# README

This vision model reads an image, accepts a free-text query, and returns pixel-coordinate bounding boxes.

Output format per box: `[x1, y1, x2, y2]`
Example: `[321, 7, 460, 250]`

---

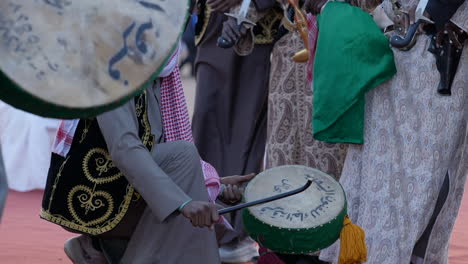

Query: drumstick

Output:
[218, 180, 312, 215]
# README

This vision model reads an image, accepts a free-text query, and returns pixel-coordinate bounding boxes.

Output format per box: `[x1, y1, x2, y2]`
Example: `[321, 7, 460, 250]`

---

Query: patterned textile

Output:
[320, 2, 468, 262]
[265, 26, 347, 179]
[159, 65, 221, 201]
[53, 119, 78, 157]
[306, 14, 318, 86]
[52, 47, 221, 203]
[451, 0, 468, 32]
[41, 92, 154, 235]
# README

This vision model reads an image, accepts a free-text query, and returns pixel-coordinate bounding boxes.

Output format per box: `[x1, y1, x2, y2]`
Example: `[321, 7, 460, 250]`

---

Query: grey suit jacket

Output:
[97, 83, 190, 223]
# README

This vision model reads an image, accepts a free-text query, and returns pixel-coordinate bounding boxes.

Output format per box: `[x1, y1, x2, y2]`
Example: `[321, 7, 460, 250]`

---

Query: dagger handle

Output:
[390, 20, 421, 49]
[218, 180, 312, 215]
[217, 36, 235, 49]
[217, 24, 244, 49]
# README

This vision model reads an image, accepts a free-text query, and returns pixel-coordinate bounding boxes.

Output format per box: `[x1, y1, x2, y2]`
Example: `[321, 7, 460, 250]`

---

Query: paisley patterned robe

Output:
[320, 1, 468, 263]
[265, 25, 348, 178]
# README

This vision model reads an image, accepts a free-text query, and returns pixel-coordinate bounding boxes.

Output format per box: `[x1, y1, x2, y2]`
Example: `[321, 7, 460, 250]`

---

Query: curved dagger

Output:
[390, 0, 433, 49]
[217, 0, 256, 48]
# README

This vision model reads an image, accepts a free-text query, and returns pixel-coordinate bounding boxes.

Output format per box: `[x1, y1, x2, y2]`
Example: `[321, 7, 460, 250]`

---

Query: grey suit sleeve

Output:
[97, 101, 190, 223]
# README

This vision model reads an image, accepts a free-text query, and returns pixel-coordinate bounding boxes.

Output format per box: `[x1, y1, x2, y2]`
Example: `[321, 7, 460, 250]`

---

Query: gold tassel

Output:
[292, 49, 309, 63]
[338, 216, 368, 264]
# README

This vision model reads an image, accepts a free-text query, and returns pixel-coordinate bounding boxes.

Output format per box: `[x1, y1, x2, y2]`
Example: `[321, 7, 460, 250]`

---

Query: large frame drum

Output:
[243, 165, 347, 254]
[0, 0, 189, 118]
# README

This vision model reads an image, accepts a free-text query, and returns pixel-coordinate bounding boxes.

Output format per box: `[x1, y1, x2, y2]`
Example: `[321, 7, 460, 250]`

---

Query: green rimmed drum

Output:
[0, 0, 189, 119]
[243, 165, 347, 254]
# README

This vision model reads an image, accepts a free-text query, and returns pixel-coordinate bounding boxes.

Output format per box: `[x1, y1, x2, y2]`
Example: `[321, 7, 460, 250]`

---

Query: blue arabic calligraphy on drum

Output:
[42, 0, 71, 10]
[0, 2, 58, 81]
[107, 1, 166, 86]
[0, 4, 40, 57]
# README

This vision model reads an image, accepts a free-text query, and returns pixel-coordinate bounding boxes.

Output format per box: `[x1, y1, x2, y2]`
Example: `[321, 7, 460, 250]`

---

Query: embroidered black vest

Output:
[40, 91, 155, 236]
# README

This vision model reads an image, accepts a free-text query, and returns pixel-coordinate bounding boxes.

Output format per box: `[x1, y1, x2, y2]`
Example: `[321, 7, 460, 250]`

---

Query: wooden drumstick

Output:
[218, 180, 312, 215]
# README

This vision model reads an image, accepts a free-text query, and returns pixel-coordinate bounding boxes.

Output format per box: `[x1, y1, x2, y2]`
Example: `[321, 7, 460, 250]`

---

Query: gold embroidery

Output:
[195, 5, 282, 46]
[41, 90, 152, 235]
[82, 148, 123, 184]
[195, 6, 212, 46]
[47, 156, 69, 211]
[141, 97, 155, 151]
[255, 10, 283, 45]
[40, 183, 135, 235]
[67, 185, 114, 226]
[132, 192, 141, 202]
[135, 95, 144, 117]
[79, 119, 92, 144]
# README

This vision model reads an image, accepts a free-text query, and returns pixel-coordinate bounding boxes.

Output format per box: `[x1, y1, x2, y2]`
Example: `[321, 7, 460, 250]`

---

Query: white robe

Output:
[0, 101, 59, 191]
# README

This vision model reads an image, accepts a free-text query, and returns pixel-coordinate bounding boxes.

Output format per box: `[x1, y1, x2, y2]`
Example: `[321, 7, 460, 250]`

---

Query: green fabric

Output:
[312, 1, 396, 144]
[243, 201, 347, 254]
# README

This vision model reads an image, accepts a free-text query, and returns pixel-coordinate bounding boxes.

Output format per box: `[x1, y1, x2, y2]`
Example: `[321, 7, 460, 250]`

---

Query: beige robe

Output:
[320, 1, 468, 263]
[97, 83, 220, 263]
[265, 31, 348, 178]
[231, 2, 349, 177]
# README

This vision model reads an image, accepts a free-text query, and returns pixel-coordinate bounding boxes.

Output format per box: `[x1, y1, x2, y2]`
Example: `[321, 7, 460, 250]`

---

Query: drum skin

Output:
[0, 68, 151, 119]
[243, 165, 347, 254]
[0, 0, 189, 119]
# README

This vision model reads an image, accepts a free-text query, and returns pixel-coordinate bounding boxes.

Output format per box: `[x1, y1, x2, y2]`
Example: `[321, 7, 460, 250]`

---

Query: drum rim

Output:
[0, 1, 190, 119]
[242, 165, 348, 254]
[243, 200, 348, 254]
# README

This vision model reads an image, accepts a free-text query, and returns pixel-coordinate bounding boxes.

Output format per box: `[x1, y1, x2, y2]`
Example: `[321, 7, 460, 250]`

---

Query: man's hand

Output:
[207, 0, 242, 13]
[220, 173, 256, 186]
[220, 17, 248, 45]
[219, 173, 256, 204]
[181, 201, 222, 230]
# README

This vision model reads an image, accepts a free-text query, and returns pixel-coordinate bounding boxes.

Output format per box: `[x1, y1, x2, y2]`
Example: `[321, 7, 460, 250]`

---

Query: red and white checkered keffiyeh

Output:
[159, 49, 221, 202]
[53, 45, 222, 205]
[53, 119, 79, 157]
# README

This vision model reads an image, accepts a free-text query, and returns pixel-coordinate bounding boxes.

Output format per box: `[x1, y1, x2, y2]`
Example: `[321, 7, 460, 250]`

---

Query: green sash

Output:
[313, 2, 396, 144]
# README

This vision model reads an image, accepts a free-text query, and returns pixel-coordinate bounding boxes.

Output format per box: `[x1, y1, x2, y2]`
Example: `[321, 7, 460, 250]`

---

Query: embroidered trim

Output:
[79, 119, 92, 144]
[46, 156, 69, 212]
[255, 9, 283, 44]
[40, 183, 135, 235]
[195, 5, 212, 46]
[82, 148, 123, 184]
[67, 185, 115, 226]
[40, 91, 153, 235]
